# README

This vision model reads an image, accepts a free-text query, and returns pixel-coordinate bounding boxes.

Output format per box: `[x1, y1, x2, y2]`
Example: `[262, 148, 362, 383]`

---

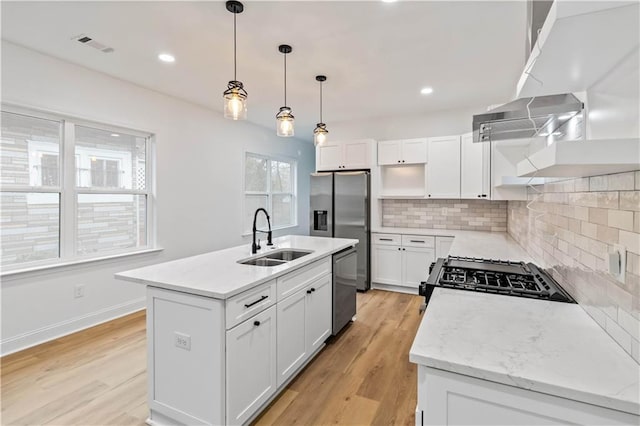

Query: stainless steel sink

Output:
[239, 258, 287, 267]
[237, 249, 313, 267]
[264, 250, 313, 262]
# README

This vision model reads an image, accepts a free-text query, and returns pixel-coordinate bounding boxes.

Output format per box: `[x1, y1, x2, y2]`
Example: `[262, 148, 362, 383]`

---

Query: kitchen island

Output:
[116, 235, 357, 426]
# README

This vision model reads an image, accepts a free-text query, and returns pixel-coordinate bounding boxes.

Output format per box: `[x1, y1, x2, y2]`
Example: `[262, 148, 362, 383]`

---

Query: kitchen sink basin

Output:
[237, 249, 314, 267]
[264, 250, 313, 261]
[239, 258, 287, 267]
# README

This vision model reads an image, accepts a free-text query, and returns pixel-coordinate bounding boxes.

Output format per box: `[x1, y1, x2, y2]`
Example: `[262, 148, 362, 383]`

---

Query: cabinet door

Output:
[435, 236, 454, 259]
[427, 136, 461, 199]
[461, 132, 486, 199]
[402, 246, 434, 289]
[306, 274, 332, 354]
[402, 138, 428, 164]
[276, 290, 307, 388]
[316, 143, 342, 171]
[343, 140, 370, 169]
[372, 244, 403, 285]
[378, 140, 402, 165]
[226, 305, 277, 425]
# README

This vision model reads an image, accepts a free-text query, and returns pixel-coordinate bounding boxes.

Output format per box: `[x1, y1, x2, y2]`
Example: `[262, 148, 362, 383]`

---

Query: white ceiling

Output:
[1, 1, 527, 141]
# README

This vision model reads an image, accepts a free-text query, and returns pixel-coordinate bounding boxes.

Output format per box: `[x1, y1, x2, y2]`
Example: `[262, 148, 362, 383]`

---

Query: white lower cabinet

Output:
[226, 305, 277, 425]
[402, 247, 435, 288]
[306, 274, 332, 353]
[146, 256, 333, 426]
[416, 366, 636, 426]
[435, 236, 454, 259]
[372, 244, 403, 285]
[276, 273, 332, 388]
[372, 233, 436, 290]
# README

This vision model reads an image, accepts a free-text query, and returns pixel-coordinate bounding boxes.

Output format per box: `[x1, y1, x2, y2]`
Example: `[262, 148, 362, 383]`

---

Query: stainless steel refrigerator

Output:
[310, 171, 370, 292]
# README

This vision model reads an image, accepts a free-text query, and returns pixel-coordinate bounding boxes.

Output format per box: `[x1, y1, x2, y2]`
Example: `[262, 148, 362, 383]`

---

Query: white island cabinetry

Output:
[117, 235, 356, 426]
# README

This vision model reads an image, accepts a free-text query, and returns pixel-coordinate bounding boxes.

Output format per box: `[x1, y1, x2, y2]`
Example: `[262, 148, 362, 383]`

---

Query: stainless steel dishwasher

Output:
[333, 246, 357, 335]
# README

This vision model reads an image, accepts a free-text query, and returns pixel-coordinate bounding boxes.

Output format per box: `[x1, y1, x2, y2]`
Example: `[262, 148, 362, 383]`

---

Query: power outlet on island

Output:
[74, 284, 85, 298]
[174, 332, 191, 351]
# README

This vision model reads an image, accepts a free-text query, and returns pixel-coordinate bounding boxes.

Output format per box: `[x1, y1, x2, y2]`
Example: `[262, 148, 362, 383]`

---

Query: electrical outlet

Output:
[174, 332, 191, 351]
[74, 284, 85, 298]
[608, 244, 627, 284]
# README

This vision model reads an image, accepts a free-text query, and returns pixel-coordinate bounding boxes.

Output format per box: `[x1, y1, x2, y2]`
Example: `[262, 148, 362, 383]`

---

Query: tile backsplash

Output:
[507, 171, 640, 363]
[382, 199, 507, 232]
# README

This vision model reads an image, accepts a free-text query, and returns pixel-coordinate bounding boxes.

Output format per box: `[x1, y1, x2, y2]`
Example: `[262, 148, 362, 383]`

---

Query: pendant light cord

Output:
[233, 12, 237, 81]
[283, 53, 287, 106]
[319, 81, 323, 123]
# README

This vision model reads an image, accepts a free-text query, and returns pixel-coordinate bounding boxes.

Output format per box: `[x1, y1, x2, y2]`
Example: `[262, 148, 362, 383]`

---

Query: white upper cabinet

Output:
[316, 139, 374, 171]
[427, 136, 461, 199]
[378, 138, 428, 165]
[461, 133, 490, 199]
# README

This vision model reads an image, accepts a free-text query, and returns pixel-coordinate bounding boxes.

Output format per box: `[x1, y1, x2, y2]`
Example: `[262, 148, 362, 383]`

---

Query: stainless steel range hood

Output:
[472, 94, 584, 143]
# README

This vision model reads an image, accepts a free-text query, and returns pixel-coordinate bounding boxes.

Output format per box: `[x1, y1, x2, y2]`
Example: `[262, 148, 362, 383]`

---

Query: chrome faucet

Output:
[252, 208, 273, 254]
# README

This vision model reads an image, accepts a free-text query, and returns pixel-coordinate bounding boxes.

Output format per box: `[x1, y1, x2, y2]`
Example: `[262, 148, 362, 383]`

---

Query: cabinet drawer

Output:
[277, 257, 331, 301]
[402, 235, 435, 248]
[226, 280, 276, 330]
[373, 233, 402, 246]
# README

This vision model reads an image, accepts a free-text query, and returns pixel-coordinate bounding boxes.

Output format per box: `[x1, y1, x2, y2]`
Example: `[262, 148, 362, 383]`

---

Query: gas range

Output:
[419, 256, 575, 305]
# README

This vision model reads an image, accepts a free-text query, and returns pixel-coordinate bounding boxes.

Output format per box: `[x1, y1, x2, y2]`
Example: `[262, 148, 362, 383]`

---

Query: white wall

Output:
[0, 41, 315, 355]
[327, 104, 486, 141]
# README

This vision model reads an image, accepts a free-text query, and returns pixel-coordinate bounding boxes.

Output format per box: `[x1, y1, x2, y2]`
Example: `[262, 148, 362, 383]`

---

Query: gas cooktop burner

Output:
[420, 256, 575, 304]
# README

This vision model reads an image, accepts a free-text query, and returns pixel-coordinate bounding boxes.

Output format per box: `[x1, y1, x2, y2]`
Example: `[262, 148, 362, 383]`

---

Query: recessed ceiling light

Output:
[110, 133, 120, 137]
[420, 87, 434, 95]
[382, 0, 398, 3]
[158, 53, 175, 63]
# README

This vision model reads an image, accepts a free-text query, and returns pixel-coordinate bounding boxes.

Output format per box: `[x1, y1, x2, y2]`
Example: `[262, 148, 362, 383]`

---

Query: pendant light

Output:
[276, 44, 295, 137]
[223, 1, 247, 120]
[313, 75, 329, 146]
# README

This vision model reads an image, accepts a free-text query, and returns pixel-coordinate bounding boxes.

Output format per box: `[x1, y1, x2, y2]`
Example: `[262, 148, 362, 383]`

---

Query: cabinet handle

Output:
[244, 295, 268, 308]
[477, 195, 481, 198]
[428, 194, 431, 198]
[379, 238, 393, 241]
[402, 160, 405, 163]
[402, 248, 406, 251]
[307, 289, 313, 294]
[482, 194, 487, 198]
[254, 320, 261, 327]
[409, 240, 424, 243]
[398, 248, 401, 251]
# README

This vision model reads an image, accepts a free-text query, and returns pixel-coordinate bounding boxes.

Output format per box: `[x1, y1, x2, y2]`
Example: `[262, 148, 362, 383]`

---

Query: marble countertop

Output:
[372, 227, 534, 262]
[115, 235, 357, 299]
[410, 288, 640, 415]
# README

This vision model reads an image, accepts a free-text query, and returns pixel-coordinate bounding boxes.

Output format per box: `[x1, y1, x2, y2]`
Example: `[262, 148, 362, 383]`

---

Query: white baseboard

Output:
[372, 283, 419, 295]
[1, 297, 146, 356]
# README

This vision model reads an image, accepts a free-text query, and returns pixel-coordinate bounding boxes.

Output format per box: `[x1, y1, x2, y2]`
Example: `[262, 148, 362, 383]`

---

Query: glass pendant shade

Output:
[223, 81, 247, 120]
[276, 107, 295, 137]
[313, 123, 328, 146]
[313, 75, 328, 146]
[222, 1, 247, 120]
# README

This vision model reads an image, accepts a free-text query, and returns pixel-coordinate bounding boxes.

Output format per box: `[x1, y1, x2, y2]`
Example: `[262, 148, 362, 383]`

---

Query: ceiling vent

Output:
[72, 34, 114, 53]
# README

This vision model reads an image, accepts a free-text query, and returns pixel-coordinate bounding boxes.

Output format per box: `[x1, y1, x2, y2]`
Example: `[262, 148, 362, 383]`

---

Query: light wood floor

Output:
[1, 290, 423, 425]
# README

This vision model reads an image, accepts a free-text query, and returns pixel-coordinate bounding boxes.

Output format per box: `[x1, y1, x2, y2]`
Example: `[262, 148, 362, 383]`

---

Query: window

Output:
[0, 108, 154, 270]
[244, 152, 296, 232]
